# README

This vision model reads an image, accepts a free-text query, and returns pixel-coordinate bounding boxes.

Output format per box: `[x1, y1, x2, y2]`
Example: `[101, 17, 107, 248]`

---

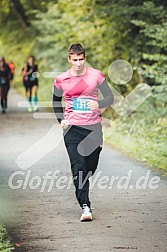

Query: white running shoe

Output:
[80, 204, 92, 222]
[33, 106, 38, 112]
[28, 106, 33, 112]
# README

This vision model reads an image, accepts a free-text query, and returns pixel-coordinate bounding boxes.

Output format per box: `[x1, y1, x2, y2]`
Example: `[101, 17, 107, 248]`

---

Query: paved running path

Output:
[0, 88, 167, 252]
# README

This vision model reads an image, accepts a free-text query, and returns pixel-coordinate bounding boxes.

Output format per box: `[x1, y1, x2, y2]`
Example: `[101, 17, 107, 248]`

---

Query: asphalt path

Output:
[0, 88, 167, 252]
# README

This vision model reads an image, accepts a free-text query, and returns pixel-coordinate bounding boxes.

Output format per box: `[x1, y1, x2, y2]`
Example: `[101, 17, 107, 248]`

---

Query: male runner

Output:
[53, 44, 114, 221]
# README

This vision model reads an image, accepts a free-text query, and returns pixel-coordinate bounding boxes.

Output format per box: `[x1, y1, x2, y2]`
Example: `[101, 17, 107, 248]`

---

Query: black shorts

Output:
[24, 80, 38, 90]
[10, 74, 14, 80]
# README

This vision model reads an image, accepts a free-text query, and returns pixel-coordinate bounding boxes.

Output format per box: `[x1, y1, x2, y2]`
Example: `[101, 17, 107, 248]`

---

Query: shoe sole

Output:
[80, 216, 93, 222]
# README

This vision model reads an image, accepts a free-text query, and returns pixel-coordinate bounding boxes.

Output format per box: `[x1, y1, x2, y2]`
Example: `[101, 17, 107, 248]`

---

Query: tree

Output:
[11, 0, 30, 27]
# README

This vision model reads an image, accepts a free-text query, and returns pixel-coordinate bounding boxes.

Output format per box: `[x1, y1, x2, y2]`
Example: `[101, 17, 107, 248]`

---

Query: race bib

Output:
[0, 78, 7, 85]
[29, 76, 36, 81]
[73, 98, 92, 113]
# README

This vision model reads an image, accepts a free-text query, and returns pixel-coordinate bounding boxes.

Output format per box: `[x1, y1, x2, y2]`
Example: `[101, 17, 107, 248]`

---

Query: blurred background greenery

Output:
[0, 0, 166, 171]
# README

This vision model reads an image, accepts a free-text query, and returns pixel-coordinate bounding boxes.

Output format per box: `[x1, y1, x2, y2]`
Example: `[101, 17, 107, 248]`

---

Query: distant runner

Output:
[8, 61, 16, 87]
[21, 55, 39, 112]
[0, 56, 11, 113]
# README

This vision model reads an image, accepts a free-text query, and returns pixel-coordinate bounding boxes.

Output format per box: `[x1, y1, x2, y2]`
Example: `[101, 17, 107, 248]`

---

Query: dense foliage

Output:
[0, 225, 14, 251]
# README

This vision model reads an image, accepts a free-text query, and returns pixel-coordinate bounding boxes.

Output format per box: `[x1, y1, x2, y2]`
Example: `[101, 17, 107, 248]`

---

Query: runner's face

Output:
[68, 54, 86, 72]
[28, 57, 33, 65]
[0, 59, 3, 67]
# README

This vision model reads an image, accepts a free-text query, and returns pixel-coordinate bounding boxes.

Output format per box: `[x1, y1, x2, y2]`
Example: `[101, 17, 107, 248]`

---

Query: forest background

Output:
[0, 0, 166, 172]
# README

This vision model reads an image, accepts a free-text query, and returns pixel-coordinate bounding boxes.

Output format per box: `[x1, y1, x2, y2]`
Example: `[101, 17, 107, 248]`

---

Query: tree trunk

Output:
[11, 0, 30, 28]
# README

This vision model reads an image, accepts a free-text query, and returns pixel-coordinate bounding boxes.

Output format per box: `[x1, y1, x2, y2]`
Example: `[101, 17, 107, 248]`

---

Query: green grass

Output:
[0, 225, 14, 252]
[103, 116, 167, 174]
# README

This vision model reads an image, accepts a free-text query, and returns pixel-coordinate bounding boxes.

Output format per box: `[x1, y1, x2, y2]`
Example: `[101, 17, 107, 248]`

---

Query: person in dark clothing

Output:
[53, 43, 114, 221]
[21, 55, 39, 112]
[0, 56, 11, 114]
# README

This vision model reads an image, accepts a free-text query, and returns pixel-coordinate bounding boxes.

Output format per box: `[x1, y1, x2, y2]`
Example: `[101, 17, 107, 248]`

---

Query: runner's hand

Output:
[61, 120, 69, 129]
[87, 100, 99, 110]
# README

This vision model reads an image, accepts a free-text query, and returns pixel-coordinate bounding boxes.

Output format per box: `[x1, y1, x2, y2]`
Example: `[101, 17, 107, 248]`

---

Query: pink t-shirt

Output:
[54, 66, 105, 125]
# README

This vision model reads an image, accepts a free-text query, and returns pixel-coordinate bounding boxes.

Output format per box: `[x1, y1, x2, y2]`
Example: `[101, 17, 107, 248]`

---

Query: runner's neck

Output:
[70, 66, 87, 76]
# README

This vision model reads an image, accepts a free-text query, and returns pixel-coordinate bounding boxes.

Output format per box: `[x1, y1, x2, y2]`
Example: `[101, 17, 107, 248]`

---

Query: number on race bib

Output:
[73, 98, 92, 113]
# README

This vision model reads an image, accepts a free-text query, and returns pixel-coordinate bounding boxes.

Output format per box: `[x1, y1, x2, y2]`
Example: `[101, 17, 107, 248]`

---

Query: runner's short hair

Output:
[68, 44, 85, 57]
[0, 56, 5, 63]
